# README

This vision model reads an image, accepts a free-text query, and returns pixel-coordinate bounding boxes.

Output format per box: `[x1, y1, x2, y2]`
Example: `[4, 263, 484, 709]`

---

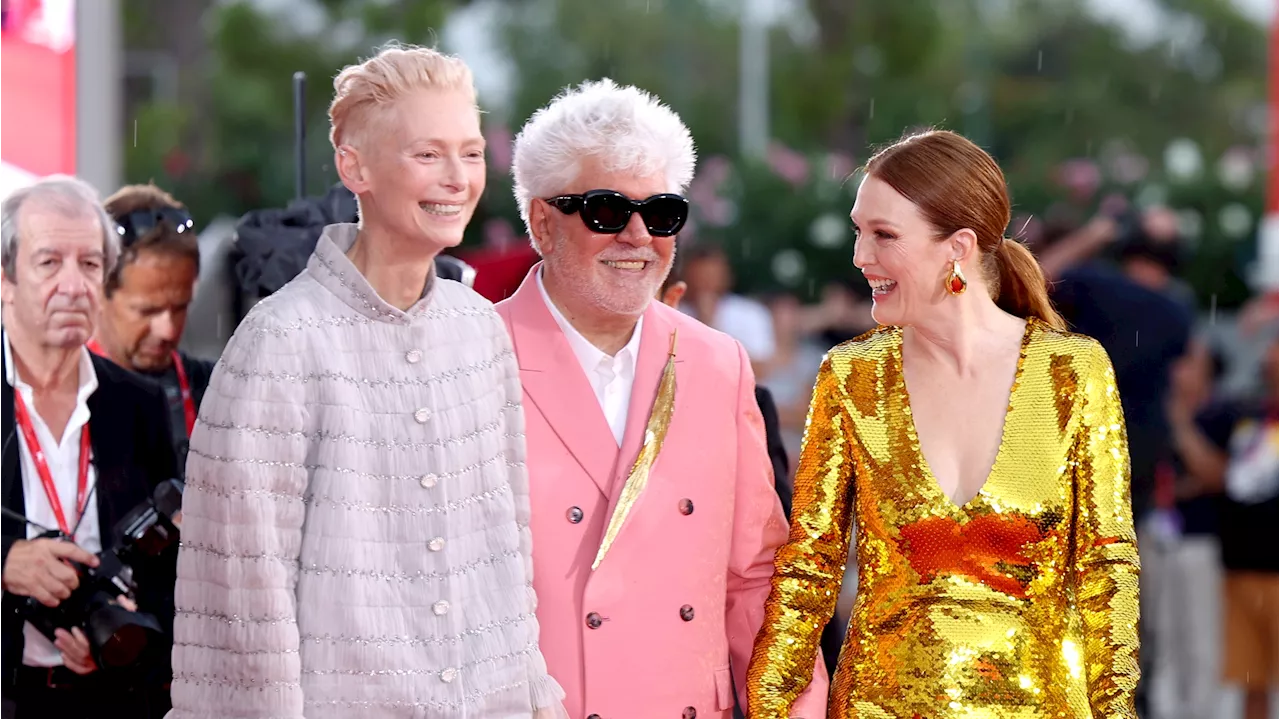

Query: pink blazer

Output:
[497, 266, 829, 719]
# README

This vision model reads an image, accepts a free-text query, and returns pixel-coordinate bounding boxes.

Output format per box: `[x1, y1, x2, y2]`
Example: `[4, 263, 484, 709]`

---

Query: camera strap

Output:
[86, 341, 195, 437]
[12, 391, 92, 537]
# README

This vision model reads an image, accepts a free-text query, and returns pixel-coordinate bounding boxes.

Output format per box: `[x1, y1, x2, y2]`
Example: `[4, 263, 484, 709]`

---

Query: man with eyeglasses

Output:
[498, 79, 828, 719]
[90, 184, 214, 470]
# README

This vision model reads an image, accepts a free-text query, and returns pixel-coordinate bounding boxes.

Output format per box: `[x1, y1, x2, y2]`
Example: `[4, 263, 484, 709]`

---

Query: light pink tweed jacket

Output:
[167, 224, 563, 718]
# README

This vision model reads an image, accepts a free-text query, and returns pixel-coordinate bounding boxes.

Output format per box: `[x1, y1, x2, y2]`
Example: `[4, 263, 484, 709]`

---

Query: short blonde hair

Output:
[328, 42, 477, 151]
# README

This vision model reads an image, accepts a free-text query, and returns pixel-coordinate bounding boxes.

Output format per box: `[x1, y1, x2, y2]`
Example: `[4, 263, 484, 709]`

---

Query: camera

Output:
[22, 479, 184, 669]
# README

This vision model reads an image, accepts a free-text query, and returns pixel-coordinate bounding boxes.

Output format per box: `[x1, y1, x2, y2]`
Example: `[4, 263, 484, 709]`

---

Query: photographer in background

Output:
[90, 184, 214, 471]
[1, 176, 180, 719]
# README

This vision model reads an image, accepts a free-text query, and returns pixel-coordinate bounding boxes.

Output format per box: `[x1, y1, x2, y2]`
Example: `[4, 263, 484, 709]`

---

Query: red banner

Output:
[1, 0, 77, 192]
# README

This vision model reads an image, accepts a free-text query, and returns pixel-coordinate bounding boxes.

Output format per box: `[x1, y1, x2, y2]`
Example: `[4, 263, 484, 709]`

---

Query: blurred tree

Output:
[485, 0, 1266, 305]
[122, 0, 470, 225]
[120, 0, 1268, 307]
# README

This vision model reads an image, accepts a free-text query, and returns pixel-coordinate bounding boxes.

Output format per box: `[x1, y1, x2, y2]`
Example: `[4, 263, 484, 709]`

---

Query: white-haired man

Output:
[1, 175, 179, 719]
[167, 44, 565, 719]
[497, 79, 829, 719]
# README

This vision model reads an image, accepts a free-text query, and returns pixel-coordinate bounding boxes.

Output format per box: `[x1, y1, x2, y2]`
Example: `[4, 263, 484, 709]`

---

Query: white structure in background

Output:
[75, 0, 122, 197]
[0, 164, 36, 200]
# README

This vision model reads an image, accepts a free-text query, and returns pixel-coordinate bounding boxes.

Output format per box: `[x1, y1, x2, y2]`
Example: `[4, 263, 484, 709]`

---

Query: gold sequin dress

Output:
[746, 319, 1140, 718]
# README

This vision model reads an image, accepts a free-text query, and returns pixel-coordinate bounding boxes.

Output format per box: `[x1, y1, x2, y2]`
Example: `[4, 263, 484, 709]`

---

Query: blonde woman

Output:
[167, 44, 566, 718]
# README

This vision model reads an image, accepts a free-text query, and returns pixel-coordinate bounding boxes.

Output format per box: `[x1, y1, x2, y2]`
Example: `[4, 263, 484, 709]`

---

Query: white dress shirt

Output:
[536, 270, 642, 445]
[3, 332, 100, 667]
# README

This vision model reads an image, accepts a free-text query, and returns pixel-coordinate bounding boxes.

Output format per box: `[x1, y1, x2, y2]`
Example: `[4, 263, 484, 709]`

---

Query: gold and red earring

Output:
[945, 259, 967, 295]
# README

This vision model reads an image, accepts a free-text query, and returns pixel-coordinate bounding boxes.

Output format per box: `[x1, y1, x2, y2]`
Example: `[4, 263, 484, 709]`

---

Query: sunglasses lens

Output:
[582, 193, 632, 233]
[640, 197, 688, 237]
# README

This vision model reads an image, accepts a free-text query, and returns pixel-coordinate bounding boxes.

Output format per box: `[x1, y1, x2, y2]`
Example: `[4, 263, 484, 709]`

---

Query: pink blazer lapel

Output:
[504, 265, 619, 499]
[606, 303, 685, 513]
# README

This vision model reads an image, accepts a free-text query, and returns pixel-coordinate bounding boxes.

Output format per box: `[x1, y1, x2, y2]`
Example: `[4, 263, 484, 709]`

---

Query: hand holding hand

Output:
[2, 539, 98, 607]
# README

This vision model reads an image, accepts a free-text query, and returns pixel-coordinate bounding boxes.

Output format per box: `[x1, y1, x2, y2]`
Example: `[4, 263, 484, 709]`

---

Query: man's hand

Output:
[1, 538, 98, 607]
[53, 627, 97, 675]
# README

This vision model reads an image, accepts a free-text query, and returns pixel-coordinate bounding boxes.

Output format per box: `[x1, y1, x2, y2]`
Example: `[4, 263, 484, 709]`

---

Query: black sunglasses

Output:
[544, 189, 689, 238]
[113, 208, 195, 246]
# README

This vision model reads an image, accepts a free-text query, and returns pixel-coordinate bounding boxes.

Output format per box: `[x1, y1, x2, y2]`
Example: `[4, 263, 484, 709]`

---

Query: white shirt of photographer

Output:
[2, 333, 101, 667]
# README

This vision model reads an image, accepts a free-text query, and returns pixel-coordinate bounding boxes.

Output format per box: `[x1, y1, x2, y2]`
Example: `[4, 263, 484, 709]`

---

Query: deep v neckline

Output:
[898, 319, 1037, 512]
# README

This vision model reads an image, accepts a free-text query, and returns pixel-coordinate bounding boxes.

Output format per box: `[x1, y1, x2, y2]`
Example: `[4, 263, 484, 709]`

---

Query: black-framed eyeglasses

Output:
[113, 208, 195, 246]
[544, 189, 689, 238]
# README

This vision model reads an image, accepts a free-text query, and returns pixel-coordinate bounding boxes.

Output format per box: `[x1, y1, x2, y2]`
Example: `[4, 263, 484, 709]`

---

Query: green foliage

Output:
[121, 0, 1270, 307]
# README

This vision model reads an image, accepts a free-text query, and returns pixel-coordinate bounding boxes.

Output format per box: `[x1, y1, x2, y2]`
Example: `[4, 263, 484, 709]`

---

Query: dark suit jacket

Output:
[754, 385, 792, 519]
[178, 352, 215, 416]
[1, 352, 180, 692]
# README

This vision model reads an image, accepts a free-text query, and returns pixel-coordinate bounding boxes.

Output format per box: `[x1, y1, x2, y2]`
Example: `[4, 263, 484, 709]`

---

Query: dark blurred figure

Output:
[1199, 332, 1277, 719]
[1043, 207, 1194, 520]
[1148, 337, 1227, 719]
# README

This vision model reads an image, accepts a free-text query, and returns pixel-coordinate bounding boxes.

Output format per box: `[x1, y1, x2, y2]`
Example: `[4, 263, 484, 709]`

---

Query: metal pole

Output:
[1256, 16, 1277, 292]
[293, 71, 306, 201]
[76, 0, 122, 196]
[738, 0, 769, 160]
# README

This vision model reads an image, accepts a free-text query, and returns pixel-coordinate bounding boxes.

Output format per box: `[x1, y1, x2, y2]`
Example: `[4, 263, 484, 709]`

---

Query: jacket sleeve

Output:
[167, 311, 310, 718]
[1072, 341, 1141, 718]
[134, 377, 182, 686]
[494, 317, 567, 716]
[746, 352, 852, 718]
[725, 343, 829, 718]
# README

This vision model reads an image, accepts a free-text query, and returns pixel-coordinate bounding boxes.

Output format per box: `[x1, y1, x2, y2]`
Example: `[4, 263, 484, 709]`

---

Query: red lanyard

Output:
[12, 391, 92, 537]
[86, 340, 195, 437]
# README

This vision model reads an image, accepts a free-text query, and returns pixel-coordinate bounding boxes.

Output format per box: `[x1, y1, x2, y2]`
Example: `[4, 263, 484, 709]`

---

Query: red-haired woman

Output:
[747, 130, 1140, 718]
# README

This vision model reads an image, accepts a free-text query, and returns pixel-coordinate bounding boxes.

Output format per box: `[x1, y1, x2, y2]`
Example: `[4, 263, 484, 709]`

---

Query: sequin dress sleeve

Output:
[1072, 342, 1142, 717]
[746, 353, 855, 717]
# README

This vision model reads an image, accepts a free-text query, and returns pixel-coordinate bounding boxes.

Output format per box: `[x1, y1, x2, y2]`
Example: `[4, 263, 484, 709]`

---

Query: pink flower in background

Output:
[824, 152, 856, 182]
[484, 123, 513, 174]
[688, 155, 737, 228]
[767, 141, 809, 187]
[1055, 158, 1101, 202]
